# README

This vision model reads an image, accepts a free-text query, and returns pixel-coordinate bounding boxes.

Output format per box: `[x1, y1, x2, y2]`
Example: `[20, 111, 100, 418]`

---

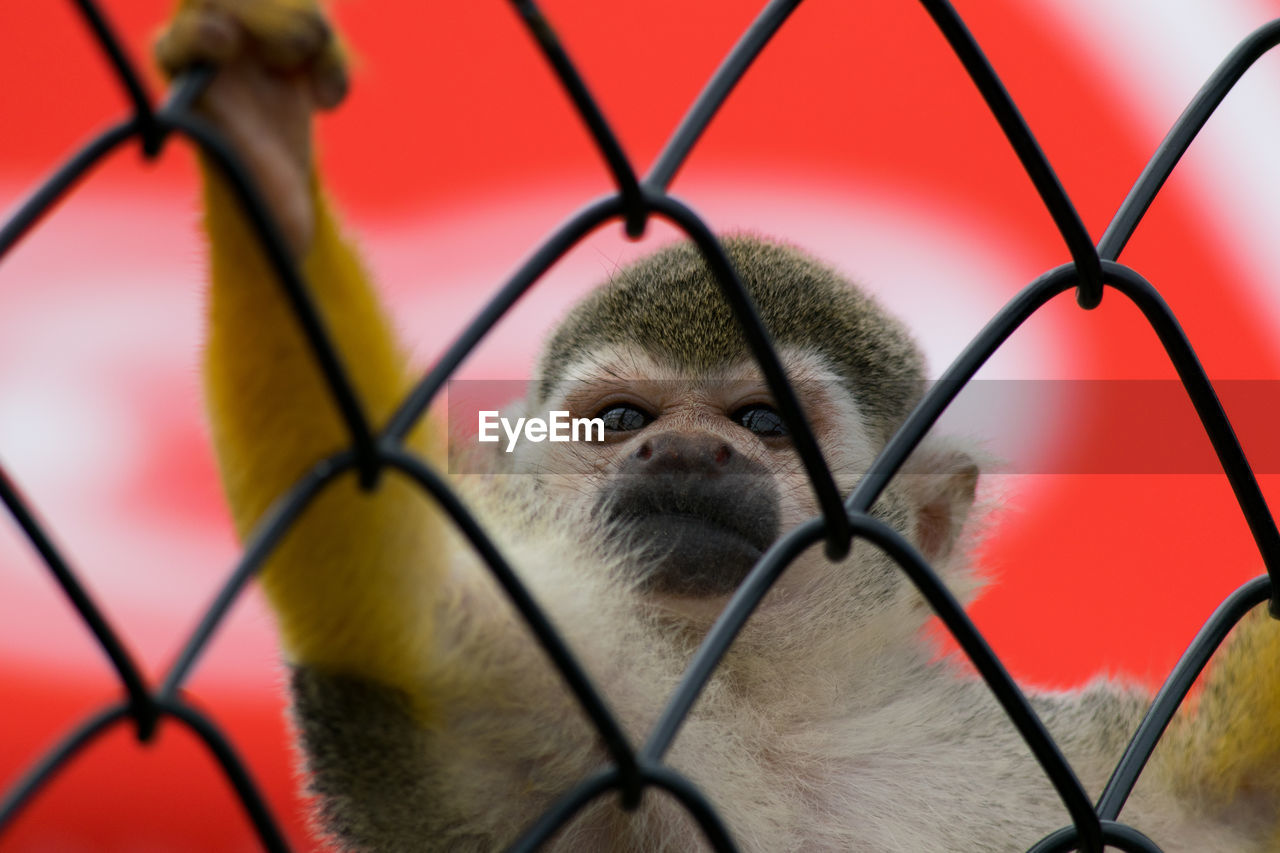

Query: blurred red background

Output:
[3, 0, 1280, 849]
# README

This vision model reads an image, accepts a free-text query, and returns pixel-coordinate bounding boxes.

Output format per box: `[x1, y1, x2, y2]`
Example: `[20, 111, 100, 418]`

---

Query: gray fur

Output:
[290, 668, 446, 850]
[288, 467, 1260, 852]
[538, 235, 925, 442]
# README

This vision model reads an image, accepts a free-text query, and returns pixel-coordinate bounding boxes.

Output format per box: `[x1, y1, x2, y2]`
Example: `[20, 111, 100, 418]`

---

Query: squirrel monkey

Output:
[156, 1, 1280, 850]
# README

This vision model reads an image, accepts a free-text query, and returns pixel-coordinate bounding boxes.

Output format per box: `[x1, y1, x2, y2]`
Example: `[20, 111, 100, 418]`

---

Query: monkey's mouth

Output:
[600, 476, 780, 597]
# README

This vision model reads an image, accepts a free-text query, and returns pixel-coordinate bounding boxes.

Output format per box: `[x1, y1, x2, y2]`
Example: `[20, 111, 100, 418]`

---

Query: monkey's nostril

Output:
[635, 442, 653, 461]
[714, 444, 731, 466]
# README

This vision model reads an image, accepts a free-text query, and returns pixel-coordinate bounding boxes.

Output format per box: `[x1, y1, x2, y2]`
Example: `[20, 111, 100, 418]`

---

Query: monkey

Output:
[155, 1, 1280, 850]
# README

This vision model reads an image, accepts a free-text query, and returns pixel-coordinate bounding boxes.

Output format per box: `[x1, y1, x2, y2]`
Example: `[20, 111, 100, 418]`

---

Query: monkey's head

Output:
[507, 235, 978, 622]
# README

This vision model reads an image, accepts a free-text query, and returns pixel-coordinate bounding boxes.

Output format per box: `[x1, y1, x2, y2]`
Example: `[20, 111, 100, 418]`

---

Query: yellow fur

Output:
[201, 167, 445, 708]
[1161, 606, 1280, 843]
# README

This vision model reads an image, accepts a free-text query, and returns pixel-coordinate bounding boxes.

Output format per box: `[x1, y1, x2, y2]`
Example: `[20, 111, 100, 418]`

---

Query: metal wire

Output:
[916, 0, 1104, 309]
[2, 1, 1279, 851]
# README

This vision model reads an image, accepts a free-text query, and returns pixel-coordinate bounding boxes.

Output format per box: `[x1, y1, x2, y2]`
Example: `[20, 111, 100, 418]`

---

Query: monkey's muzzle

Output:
[601, 472, 780, 597]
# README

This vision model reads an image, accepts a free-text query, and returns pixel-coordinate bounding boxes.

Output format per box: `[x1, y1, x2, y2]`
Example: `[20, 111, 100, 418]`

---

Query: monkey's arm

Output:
[171, 12, 623, 842]
[161, 1, 453, 709]
[203, 168, 610, 844]
[203, 174, 447, 699]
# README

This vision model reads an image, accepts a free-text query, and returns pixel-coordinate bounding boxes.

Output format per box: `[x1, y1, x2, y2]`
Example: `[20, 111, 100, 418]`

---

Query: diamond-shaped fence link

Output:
[2, 2, 1279, 851]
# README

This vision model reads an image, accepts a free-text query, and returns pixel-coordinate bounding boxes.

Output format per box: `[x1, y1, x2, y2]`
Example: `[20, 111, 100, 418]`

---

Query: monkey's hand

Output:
[1158, 607, 1280, 841]
[156, 0, 348, 255]
[155, 1, 449, 701]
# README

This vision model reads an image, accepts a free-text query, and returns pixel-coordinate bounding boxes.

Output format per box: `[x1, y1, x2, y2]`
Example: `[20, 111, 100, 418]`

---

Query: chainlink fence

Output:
[2, 1, 1279, 851]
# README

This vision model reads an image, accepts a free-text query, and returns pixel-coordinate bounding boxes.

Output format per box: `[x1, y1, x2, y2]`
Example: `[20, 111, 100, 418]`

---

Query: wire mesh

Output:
[2, 1, 1279, 851]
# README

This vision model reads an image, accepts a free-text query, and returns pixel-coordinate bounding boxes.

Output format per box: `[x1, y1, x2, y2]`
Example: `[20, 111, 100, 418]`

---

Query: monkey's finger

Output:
[154, 6, 244, 78]
[225, 0, 332, 73]
[309, 39, 349, 111]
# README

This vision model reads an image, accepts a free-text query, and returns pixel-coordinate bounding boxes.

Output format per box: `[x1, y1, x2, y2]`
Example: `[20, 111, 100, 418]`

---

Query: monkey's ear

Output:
[897, 442, 980, 565]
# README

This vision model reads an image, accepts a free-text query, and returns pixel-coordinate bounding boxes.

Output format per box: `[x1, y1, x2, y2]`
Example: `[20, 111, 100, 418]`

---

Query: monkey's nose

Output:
[633, 433, 734, 474]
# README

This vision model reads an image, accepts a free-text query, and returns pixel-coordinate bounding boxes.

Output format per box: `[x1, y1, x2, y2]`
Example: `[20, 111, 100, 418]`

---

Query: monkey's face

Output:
[512, 347, 881, 614]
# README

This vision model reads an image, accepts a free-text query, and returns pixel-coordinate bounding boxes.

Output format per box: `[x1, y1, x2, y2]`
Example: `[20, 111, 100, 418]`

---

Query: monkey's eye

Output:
[733, 404, 788, 438]
[596, 404, 654, 432]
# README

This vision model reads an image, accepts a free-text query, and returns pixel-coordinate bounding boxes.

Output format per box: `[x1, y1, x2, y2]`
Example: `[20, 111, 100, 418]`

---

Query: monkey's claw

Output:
[155, 0, 348, 110]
